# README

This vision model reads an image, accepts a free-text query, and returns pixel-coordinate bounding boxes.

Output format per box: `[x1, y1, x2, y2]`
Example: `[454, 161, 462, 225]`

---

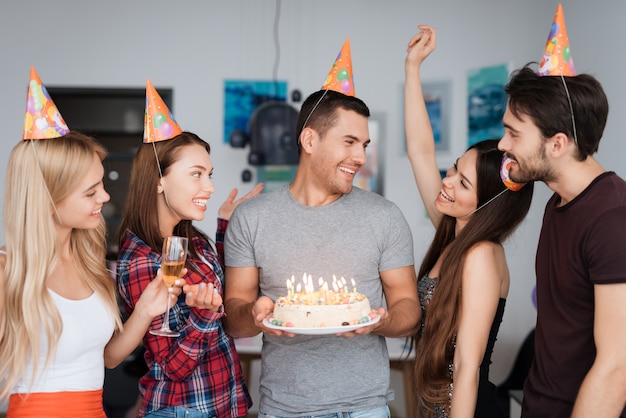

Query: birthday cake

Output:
[268, 275, 376, 328]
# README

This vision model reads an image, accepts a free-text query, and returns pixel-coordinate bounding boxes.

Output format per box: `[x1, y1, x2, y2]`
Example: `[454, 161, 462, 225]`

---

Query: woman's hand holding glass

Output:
[136, 269, 186, 319]
[151, 236, 188, 337]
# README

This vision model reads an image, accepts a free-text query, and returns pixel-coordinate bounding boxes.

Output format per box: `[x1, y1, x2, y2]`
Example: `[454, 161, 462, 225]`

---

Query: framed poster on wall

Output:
[401, 80, 452, 154]
[467, 63, 509, 147]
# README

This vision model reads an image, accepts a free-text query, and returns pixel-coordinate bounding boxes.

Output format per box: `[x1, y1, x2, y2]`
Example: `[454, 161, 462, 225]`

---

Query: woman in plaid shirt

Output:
[116, 129, 261, 417]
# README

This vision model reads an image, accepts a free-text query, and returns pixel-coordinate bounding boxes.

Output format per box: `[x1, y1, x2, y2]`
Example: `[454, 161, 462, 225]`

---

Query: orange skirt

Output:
[7, 389, 106, 418]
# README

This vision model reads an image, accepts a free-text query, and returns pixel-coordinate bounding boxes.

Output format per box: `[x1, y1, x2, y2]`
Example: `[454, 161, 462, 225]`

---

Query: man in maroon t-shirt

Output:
[498, 64, 626, 418]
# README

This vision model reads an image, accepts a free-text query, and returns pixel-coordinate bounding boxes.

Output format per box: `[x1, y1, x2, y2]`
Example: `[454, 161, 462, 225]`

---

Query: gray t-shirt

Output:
[225, 185, 414, 416]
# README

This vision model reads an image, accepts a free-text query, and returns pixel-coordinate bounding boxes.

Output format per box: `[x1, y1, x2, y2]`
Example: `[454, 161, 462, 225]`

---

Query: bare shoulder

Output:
[466, 241, 505, 262]
[463, 241, 508, 289]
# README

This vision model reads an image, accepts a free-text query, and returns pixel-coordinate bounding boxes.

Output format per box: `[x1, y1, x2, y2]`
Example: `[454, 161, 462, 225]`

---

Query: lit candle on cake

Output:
[301, 273, 308, 289]
[295, 282, 302, 301]
[281, 274, 363, 305]
[305, 274, 313, 304]
[318, 277, 325, 303]
[321, 281, 329, 304]
[341, 277, 347, 294]
[286, 279, 292, 299]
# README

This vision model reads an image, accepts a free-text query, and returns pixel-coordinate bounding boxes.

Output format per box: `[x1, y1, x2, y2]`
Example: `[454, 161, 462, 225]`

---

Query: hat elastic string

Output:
[30, 140, 63, 225]
[298, 89, 329, 145]
[152, 142, 181, 222]
[560, 75, 579, 148]
[460, 187, 509, 219]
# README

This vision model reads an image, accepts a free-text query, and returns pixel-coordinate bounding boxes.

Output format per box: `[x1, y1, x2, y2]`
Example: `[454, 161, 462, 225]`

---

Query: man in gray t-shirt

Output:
[224, 89, 420, 417]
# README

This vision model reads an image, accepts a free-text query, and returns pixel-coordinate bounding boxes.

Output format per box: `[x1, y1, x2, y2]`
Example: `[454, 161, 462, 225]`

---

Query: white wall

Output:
[1, 0, 625, 413]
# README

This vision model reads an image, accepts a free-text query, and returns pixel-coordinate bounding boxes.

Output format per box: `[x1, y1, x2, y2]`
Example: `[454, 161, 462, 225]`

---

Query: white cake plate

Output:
[262, 314, 381, 335]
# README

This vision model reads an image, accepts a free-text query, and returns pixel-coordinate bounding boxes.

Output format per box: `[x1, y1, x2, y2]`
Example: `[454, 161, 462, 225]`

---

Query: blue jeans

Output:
[143, 406, 214, 418]
[258, 405, 390, 418]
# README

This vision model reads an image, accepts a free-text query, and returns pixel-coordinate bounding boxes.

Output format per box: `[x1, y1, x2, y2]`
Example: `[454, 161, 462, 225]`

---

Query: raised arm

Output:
[405, 25, 443, 227]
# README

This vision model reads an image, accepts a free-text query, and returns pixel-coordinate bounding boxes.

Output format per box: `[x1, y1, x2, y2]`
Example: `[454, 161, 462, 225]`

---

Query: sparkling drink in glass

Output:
[150, 236, 188, 337]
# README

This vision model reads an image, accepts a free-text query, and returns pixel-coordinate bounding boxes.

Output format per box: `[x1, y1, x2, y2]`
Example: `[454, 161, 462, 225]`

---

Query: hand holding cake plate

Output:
[263, 313, 381, 335]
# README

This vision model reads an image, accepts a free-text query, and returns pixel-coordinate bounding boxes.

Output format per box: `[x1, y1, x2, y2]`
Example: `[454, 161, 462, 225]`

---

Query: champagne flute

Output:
[150, 236, 188, 337]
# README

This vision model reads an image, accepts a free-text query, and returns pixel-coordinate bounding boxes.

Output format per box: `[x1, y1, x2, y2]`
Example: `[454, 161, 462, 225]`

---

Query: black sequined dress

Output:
[417, 276, 507, 418]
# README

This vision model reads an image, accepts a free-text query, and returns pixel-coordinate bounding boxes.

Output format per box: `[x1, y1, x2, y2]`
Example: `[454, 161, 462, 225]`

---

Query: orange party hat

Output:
[321, 38, 355, 96]
[23, 67, 70, 140]
[143, 79, 182, 143]
[538, 4, 576, 76]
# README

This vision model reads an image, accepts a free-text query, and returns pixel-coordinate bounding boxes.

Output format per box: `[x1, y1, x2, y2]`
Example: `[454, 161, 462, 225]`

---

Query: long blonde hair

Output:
[0, 132, 123, 400]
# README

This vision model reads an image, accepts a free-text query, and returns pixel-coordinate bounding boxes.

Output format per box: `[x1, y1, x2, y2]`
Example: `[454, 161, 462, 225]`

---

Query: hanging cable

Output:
[272, 0, 282, 99]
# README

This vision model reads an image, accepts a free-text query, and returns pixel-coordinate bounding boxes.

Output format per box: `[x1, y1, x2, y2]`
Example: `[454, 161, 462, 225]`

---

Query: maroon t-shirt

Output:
[523, 172, 626, 417]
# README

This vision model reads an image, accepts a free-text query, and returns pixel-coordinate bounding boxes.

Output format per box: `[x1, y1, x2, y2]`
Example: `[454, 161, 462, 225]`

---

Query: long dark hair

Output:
[413, 139, 534, 414]
[117, 131, 211, 259]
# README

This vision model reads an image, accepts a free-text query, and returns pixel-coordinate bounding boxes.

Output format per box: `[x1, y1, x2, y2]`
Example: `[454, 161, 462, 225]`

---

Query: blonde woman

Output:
[0, 132, 185, 417]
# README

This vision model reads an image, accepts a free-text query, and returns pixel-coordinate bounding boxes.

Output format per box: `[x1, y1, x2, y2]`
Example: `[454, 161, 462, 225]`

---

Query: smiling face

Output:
[158, 143, 215, 227]
[436, 149, 479, 226]
[309, 108, 370, 196]
[499, 105, 555, 184]
[55, 152, 110, 230]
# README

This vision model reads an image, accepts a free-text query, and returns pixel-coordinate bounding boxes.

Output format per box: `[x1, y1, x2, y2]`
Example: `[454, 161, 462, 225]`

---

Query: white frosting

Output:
[272, 294, 372, 328]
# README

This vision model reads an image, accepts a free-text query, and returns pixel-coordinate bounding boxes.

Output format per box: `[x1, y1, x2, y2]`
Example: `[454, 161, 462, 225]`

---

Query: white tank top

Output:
[12, 288, 115, 393]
